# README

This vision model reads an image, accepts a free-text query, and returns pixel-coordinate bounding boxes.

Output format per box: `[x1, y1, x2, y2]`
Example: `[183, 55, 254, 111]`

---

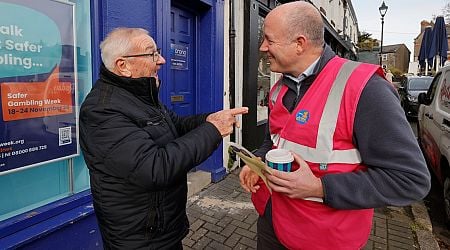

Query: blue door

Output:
[169, 6, 196, 116]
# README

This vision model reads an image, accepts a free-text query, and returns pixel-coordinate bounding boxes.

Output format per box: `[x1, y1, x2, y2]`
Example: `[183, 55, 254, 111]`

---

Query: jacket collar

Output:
[308, 44, 336, 83]
[296, 44, 336, 85]
[282, 44, 336, 91]
[99, 64, 160, 106]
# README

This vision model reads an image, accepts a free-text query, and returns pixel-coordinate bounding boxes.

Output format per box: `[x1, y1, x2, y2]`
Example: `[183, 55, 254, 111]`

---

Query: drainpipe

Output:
[342, 0, 347, 41]
[229, 0, 236, 141]
[342, 0, 348, 58]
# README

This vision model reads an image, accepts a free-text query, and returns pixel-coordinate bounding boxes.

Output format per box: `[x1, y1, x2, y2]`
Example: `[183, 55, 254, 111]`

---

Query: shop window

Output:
[0, 0, 92, 221]
[257, 0, 270, 7]
[256, 14, 280, 125]
[257, 15, 269, 124]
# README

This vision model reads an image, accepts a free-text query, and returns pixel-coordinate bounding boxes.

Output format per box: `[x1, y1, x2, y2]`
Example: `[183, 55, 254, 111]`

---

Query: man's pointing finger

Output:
[229, 107, 249, 115]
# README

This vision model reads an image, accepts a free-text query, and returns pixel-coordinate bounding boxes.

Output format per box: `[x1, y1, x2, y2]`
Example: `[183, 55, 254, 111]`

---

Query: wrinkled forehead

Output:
[132, 34, 157, 52]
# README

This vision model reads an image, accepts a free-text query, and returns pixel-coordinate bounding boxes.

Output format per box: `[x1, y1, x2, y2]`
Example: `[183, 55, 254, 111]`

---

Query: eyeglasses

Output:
[122, 48, 161, 62]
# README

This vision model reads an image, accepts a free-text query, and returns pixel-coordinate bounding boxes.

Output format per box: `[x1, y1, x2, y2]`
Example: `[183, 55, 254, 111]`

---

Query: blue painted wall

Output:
[93, 0, 226, 181]
[0, 191, 102, 249]
[0, 0, 226, 248]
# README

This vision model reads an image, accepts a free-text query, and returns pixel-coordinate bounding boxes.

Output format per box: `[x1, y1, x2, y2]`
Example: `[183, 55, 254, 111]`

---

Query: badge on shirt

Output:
[319, 163, 328, 171]
[296, 110, 310, 124]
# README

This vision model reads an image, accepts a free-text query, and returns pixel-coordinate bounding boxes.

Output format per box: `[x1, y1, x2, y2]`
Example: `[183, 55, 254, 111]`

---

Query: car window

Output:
[426, 72, 442, 102]
[408, 78, 433, 90]
[401, 77, 407, 87]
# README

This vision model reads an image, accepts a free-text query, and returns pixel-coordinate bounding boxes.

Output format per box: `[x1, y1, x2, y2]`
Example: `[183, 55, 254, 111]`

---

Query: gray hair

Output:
[100, 27, 150, 71]
[283, 2, 324, 47]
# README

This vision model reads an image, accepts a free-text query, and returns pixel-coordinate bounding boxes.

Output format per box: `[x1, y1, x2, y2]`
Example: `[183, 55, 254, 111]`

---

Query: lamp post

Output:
[379, 1, 388, 66]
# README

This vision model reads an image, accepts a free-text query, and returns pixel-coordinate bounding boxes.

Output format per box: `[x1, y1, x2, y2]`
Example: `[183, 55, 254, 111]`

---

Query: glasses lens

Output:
[153, 48, 161, 62]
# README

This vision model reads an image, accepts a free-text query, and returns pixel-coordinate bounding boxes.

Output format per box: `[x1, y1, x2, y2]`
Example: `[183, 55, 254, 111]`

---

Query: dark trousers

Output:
[256, 199, 287, 250]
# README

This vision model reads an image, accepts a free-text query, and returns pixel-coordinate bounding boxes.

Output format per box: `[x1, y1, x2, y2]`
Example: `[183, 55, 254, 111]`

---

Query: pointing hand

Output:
[206, 107, 249, 137]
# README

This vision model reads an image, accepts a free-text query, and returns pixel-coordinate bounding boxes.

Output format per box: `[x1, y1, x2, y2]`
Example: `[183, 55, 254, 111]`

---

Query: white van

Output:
[417, 65, 450, 226]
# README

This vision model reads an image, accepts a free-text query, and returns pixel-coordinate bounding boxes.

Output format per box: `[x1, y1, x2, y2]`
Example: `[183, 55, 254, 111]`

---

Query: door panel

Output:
[422, 72, 447, 179]
[170, 6, 196, 116]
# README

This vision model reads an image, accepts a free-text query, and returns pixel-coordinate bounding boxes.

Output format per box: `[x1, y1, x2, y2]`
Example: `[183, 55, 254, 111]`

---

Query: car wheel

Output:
[444, 176, 450, 226]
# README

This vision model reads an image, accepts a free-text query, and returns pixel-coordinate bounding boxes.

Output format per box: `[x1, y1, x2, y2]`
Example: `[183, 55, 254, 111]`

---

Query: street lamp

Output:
[379, 1, 388, 66]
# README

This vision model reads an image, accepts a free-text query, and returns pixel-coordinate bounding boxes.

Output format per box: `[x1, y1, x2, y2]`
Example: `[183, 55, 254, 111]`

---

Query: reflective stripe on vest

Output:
[270, 60, 362, 164]
[270, 82, 283, 107]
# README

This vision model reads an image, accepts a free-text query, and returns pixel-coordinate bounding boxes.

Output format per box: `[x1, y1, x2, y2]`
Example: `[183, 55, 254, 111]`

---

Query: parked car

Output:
[417, 66, 450, 226]
[399, 75, 433, 118]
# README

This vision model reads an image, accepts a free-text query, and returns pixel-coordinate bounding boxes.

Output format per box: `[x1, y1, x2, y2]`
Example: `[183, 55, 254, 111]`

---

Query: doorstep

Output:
[187, 170, 211, 197]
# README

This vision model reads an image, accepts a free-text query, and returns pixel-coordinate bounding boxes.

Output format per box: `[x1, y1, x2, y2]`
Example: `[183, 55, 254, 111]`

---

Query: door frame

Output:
[155, 0, 226, 181]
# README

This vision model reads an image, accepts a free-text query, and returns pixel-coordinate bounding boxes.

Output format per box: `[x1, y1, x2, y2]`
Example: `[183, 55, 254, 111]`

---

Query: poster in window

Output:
[0, 0, 78, 174]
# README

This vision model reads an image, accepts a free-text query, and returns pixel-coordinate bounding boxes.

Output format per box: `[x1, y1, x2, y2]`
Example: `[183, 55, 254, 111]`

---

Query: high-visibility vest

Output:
[251, 56, 385, 249]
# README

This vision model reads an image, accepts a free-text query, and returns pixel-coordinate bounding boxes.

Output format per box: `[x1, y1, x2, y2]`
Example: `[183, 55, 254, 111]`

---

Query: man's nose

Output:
[259, 40, 268, 52]
[157, 55, 166, 65]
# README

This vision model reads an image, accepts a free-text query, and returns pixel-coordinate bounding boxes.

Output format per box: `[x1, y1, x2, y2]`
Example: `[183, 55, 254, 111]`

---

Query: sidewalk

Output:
[183, 170, 440, 250]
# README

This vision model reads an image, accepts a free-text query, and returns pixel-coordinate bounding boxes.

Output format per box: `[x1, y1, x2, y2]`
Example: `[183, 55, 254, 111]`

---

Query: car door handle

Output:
[442, 119, 450, 132]
[442, 125, 450, 133]
[425, 113, 433, 119]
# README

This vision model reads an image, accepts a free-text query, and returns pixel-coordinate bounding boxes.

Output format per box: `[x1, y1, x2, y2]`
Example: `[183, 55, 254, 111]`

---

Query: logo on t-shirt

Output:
[296, 110, 310, 124]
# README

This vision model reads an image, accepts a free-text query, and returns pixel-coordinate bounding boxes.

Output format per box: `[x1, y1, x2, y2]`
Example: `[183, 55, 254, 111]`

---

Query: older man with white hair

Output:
[80, 27, 247, 249]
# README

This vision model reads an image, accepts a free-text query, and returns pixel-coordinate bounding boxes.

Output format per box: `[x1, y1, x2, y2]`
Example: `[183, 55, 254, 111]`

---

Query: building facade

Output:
[0, 0, 225, 248]
[358, 44, 410, 75]
[382, 44, 410, 73]
[0, 0, 360, 248]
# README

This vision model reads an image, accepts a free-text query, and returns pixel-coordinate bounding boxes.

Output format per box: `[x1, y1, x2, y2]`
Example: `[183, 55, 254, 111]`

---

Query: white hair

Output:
[100, 27, 149, 71]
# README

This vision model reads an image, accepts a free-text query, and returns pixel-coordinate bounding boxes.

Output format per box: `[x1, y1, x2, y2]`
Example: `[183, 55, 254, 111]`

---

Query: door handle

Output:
[441, 124, 450, 133]
[170, 95, 185, 102]
[425, 113, 433, 119]
[442, 119, 450, 132]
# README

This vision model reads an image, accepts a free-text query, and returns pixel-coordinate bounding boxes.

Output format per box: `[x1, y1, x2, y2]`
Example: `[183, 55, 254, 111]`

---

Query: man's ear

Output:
[295, 35, 307, 55]
[115, 58, 132, 77]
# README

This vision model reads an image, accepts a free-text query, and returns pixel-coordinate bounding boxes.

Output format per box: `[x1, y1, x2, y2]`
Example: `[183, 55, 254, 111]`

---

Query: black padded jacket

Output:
[79, 65, 222, 249]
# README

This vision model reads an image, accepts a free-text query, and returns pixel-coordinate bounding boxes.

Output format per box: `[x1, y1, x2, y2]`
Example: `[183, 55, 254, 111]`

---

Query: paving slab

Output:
[184, 170, 437, 249]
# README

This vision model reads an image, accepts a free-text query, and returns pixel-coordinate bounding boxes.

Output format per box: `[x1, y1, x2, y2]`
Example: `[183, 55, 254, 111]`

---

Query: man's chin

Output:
[269, 65, 279, 73]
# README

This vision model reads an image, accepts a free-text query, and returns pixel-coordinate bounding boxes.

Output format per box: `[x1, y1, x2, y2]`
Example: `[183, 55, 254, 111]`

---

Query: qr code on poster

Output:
[59, 126, 72, 146]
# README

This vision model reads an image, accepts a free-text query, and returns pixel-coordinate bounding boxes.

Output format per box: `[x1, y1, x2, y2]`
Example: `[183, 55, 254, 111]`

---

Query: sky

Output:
[351, 0, 446, 58]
